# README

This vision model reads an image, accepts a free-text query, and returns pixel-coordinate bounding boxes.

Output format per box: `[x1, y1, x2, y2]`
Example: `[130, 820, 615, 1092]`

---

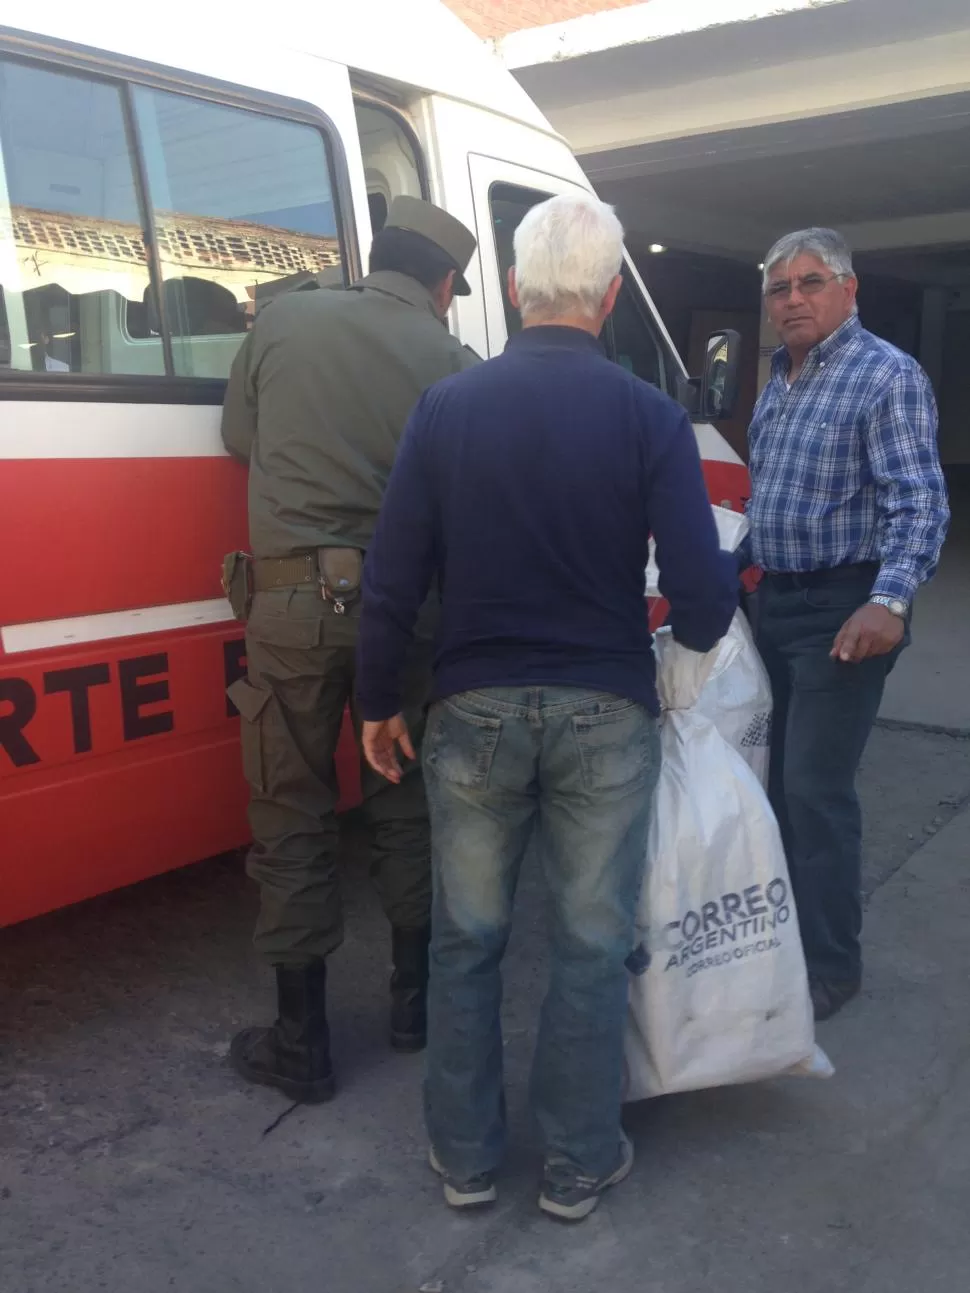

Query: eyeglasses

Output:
[765, 273, 848, 301]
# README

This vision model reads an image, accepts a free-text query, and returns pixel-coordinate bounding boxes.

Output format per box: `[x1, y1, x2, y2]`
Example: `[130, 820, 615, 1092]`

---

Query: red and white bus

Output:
[0, 0, 748, 926]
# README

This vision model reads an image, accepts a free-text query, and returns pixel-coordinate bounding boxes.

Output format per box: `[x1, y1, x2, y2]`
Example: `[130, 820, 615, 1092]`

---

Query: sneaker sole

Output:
[428, 1147, 498, 1209]
[538, 1140, 634, 1222]
[229, 1042, 336, 1105]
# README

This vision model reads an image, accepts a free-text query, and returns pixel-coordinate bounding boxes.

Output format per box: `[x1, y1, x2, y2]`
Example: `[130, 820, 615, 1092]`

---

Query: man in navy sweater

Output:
[356, 193, 737, 1221]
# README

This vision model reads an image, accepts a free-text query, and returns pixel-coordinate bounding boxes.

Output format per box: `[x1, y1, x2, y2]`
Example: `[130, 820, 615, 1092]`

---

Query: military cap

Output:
[384, 196, 477, 296]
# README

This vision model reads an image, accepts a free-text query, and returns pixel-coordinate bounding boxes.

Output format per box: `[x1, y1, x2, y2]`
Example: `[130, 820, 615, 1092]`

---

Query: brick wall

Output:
[444, 0, 646, 39]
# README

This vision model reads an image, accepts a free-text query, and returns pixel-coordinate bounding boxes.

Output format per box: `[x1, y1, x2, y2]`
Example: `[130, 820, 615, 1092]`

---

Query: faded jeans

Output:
[422, 686, 660, 1182]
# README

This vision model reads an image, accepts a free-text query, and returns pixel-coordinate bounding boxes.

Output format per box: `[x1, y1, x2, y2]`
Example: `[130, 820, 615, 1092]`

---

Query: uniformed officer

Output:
[221, 197, 479, 1103]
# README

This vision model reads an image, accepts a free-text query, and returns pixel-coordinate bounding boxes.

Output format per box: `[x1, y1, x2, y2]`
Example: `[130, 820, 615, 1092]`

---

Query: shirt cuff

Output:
[356, 687, 403, 723]
[871, 566, 920, 604]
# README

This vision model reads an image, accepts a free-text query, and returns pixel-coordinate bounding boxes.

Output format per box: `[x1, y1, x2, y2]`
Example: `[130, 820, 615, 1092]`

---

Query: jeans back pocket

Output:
[425, 698, 502, 790]
[572, 701, 656, 792]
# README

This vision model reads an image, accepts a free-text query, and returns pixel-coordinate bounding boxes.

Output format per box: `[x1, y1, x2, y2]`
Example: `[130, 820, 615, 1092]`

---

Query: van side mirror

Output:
[676, 329, 742, 421]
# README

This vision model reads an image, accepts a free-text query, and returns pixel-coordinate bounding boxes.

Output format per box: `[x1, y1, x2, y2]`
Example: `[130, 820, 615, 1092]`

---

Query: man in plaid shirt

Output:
[747, 227, 949, 1022]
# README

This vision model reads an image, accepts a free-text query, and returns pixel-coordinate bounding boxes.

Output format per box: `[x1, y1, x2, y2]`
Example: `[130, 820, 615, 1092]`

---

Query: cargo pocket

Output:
[247, 591, 322, 649]
[424, 698, 501, 791]
[227, 678, 272, 794]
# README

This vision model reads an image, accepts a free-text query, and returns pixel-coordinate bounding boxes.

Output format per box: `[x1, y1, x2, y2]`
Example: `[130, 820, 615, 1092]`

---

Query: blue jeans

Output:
[754, 567, 906, 982]
[422, 686, 660, 1182]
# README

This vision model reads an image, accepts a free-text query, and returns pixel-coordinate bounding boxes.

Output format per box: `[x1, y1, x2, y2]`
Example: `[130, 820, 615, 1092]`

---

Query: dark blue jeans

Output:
[422, 687, 660, 1182]
[754, 567, 906, 982]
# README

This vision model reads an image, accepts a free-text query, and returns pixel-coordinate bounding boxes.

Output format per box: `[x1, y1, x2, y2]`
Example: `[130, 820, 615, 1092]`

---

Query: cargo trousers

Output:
[228, 585, 433, 966]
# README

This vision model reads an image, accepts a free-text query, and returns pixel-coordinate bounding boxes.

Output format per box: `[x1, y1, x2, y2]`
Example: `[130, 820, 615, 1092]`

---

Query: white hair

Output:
[513, 192, 624, 321]
[762, 227, 855, 292]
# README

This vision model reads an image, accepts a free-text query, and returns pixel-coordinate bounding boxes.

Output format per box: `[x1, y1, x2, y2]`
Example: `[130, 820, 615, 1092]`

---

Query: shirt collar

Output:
[354, 270, 444, 322]
[772, 313, 862, 379]
[505, 324, 604, 355]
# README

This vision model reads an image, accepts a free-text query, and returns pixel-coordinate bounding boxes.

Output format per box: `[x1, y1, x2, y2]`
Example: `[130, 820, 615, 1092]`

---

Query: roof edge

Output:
[496, 0, 850, 69]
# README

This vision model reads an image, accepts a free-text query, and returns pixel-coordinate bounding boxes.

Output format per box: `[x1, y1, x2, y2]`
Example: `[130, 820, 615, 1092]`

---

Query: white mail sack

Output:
[646, 508, 772, 784]
[623, 617, 832, 1101]
[691, 610, 772, 785]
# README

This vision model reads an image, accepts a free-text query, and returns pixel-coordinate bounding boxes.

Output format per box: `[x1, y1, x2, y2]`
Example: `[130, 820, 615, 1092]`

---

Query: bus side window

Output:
[131, 88, 344, 379]
[0, 59, 163, 377]
[354, 102, 425, 236]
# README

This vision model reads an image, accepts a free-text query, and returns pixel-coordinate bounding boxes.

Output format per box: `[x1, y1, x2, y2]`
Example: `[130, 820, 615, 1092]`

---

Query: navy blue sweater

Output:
[356, 326, 738, 721]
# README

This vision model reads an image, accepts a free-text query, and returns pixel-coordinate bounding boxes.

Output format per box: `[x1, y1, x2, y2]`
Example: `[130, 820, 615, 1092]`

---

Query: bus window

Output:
[0, 59, 163, 376]
[488, 181, 669, 392]
[354, 102, 425, 235]
[131, 87, 344, 378]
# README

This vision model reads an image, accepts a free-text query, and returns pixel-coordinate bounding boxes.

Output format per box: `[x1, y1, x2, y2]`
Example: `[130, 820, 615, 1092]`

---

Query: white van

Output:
[0, 0, 746, 925]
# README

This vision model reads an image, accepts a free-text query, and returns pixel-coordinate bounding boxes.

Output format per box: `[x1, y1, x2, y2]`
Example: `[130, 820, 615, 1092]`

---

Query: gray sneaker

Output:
[538, 1132, 634, 1222]
[429, 1146, 498, 1210]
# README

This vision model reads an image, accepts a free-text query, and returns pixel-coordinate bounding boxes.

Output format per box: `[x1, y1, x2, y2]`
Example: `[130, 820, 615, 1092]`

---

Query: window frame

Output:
[352, 90, 430, 207]
[0, 30, 360, 404]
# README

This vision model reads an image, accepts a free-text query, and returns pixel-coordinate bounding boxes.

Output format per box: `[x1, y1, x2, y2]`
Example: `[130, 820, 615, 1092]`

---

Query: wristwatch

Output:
[869, 595, 909, 619]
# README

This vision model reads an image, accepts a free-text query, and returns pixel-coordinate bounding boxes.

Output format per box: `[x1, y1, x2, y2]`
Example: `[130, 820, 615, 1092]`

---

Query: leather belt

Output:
[252, 553, 318, 592]
[762, 561, 878, 591]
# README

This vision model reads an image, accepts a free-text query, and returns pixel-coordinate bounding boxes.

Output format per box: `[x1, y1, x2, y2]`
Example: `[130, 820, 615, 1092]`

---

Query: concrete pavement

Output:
[881, 466, 970, 732]
[2, 725, 969, 1293]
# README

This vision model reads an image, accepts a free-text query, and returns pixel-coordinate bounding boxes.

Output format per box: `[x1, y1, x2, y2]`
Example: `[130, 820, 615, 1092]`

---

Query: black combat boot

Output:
[390, 926, 430, 1053]
[230, 961, 335, 1102]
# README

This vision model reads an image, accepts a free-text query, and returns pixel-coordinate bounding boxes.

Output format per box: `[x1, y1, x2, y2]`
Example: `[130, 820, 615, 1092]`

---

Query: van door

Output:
[467, 153, 750, 515]
[468, 155, 584, 357]
[468, 153, 683, 395]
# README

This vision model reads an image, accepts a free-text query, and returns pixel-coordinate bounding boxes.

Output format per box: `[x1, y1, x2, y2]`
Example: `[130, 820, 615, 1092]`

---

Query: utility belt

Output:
[221, 547, 363, 622]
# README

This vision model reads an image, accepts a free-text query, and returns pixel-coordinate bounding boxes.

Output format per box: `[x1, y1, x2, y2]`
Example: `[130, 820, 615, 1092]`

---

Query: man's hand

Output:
[362, 714, 415, 783]
[831, 603, 905, 664]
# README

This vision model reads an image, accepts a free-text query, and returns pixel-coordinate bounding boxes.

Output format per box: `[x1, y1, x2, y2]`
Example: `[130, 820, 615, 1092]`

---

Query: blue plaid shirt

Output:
[747, 316, 949, 602]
